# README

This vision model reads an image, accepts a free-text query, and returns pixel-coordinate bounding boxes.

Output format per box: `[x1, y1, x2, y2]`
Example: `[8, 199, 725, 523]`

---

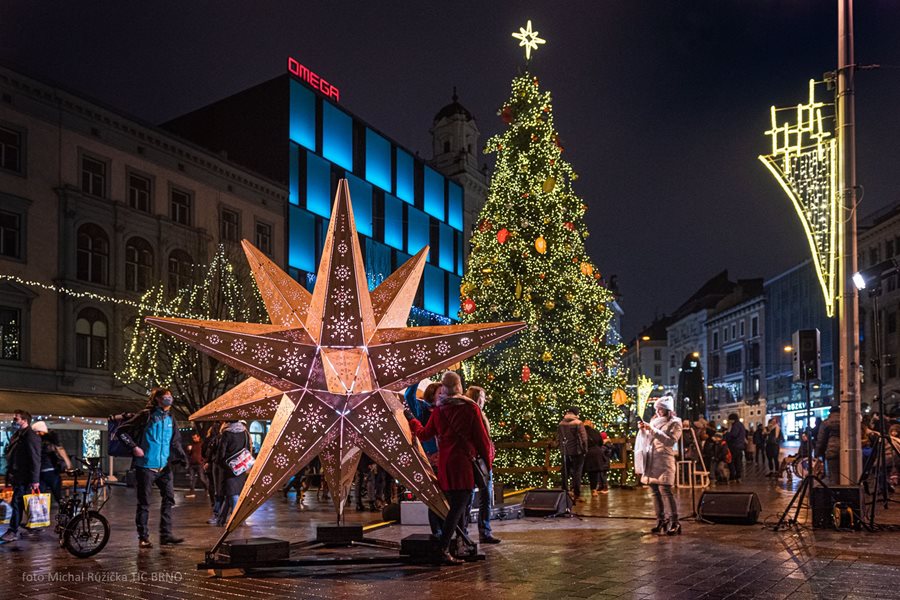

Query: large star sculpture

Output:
[146, 180, 525, 546]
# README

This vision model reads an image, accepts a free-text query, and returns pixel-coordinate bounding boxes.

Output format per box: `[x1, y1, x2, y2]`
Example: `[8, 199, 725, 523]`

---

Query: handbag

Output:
[227, 448, 255, 476]
[442, 399, 491, 489]
[23, 493, 51, 528]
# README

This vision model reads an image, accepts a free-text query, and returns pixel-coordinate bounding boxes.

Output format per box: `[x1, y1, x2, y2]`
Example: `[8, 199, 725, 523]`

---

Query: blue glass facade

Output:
[286, 75, 465, 322]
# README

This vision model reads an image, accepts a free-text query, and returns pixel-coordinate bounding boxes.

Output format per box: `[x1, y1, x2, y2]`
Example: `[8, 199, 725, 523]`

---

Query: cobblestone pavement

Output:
[4, 458, 900, 599]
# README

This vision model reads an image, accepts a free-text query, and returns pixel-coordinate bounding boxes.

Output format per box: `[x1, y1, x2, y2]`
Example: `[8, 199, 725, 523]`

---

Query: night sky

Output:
[3, 1, 900, 340]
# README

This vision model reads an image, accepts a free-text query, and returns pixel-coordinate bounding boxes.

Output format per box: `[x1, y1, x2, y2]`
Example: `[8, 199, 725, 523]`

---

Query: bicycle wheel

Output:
[63, 510, 110, 558]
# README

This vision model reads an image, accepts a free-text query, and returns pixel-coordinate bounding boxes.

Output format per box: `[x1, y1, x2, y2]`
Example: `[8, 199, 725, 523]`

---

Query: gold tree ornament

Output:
[146, 181, 525, 547]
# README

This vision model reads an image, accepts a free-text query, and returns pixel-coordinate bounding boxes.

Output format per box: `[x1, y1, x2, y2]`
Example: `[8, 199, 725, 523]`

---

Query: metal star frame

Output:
[512, 19, 546, 61]
[146, 180, 525, 548]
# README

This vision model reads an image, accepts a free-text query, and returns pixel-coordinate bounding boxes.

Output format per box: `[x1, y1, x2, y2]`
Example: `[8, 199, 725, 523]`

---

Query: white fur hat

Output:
[31, 420, 48, 433]
[655, 395, 675, 412]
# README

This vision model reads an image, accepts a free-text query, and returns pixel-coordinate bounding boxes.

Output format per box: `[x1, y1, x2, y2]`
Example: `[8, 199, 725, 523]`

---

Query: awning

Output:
[0, 390, 149, 419]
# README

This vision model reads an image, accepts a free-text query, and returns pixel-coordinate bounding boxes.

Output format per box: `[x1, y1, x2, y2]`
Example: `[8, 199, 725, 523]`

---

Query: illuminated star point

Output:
[512, 19, 546, 61]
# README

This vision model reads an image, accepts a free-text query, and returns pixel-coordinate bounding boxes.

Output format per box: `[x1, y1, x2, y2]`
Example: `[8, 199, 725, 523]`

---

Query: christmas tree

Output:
[118, 245, 267, 422]
[460, 70, 625, 485]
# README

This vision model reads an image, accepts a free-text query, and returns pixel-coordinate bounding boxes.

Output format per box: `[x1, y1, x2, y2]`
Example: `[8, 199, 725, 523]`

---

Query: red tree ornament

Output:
[564, 222, 575, 231]
[521, 364, 531, 382]
[462, 297, 477, 314]
[478, 219, 492, 233]
[496, 228, 510, 244]
[500, 105, 514, 124]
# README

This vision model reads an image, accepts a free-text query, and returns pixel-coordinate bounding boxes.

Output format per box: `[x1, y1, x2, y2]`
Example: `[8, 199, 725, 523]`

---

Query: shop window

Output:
[76, 224, 109, 285]
[75, 308, 108, 369]
[125, 237, 153, 293]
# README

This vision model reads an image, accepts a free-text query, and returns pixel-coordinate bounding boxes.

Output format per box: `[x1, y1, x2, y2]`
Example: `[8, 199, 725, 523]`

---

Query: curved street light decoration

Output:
[758, 79, 838, 317]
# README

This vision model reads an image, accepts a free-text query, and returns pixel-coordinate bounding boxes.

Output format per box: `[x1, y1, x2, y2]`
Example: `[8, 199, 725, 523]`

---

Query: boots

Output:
[666, 521, 682, 536]
[650, 519, 668, 534]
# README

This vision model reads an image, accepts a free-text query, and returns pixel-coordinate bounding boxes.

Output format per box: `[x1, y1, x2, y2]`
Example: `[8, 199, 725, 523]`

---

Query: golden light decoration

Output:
[535, 235, 547, 254]
[146, 181, 525, 548]
[511, 19, 547, 61]
[636, 375, 654, 417]
[758, 79, 837, 317]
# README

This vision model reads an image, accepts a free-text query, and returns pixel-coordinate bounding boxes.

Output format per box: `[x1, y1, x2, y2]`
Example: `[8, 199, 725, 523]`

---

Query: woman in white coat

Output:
[638, 395, 683, 535]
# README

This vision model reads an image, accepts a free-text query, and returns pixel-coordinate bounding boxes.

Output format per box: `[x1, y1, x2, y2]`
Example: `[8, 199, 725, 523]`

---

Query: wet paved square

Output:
[4, 459, 900, 599]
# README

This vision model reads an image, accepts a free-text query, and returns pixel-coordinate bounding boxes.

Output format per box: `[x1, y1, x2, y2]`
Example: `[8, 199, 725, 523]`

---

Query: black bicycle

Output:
[56, 456, 110, 558]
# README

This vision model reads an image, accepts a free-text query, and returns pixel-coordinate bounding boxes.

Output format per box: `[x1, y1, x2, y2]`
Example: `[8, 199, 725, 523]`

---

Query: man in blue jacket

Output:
[118, 388, 188, 548]
[723, 413, 747, 483]
[1, 409, 41, 542]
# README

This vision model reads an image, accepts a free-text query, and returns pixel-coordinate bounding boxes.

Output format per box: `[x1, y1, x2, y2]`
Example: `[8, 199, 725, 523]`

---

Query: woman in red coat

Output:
[406, 371, 492, 564]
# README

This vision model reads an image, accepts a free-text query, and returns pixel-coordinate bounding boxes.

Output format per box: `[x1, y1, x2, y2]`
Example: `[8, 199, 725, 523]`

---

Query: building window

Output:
[888, 312, 898, 335]
[726, 350, 742, 375]
[712, 355, 720, 378]
[870, 247, 880, 268]
[76, 224, 109, 285]
[125, 237, 153, 293]
[128, 172, 152, 212]
[654, 364, 662, 377]
[0, 126, 22, 173]
[751, 316, 759, 337]
[670, 354, 675, 368]
[653, 349, 661, 361]
[888, 240, 895, 258]
[255, 221, 273, 255]
[168, 250, 193, 292]
[220, 207, 240, 243]
[712, 331, 719, 350]
[0, 210, 21, 258]
[731, 324, 736, 339]
[0, 307, 21, 360]
[724, 327, 729, 342]
[750, 343, 760, 369]
[443, 141, 450, 153]
[75, 308, 108, 369]
[740, 321, 745, 337]
[170, 188, 192, 226]
[80, 155, 106, 197]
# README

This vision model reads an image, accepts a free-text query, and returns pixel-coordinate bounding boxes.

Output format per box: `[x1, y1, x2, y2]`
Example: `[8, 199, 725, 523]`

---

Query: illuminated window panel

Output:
[316, 217, 330, 264]
[346, 173, 373, 237]
[365, 129, 392, 192]
[288, 206, 315, 273]
[447, 273, 462, 317]
[289, 80, 316, 151]
[423, 166, 445, 221]
[289, 143, 299, 205]
[365, 239, 392, 289]
[448, 182, 463, 231]
[383, 193, 404, 250]
[438, 223, 454, 272]
[322, 102, 353, 170]
[457, 237, 463, 276]
[424, 264, 446, 316]
[306, 152, 331, 218]
[407, 206, 429, 255]
[395, 150, 414, 204]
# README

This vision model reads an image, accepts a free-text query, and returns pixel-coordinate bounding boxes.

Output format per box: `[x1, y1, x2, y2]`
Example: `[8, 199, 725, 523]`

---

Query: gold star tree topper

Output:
[146, 180, 525, 545]
[512, 19, 546, 61]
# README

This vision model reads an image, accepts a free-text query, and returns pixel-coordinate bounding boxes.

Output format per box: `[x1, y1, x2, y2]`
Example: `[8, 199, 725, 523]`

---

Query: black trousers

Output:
[441, 489, 472, 552]
[563, 454, 585, 497]
[766, 444, 780, 472]
[727, 445, 744, 480]
[587, 469, 609, 490]
[134, 466, 175, 540]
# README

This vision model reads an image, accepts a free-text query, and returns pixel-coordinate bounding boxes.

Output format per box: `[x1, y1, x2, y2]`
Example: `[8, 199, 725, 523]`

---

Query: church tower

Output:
[430, 88, 488, 261]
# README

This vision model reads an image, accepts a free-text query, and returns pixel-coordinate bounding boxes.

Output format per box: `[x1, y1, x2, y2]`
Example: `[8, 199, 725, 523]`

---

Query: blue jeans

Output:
[218, 494, 240, 525]
[7, 483, 31, 533]
[469, 469, 493, 537]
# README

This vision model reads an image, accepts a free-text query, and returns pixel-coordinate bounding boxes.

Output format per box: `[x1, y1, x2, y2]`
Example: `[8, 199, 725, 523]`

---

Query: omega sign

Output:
[288, 57, 340, 102]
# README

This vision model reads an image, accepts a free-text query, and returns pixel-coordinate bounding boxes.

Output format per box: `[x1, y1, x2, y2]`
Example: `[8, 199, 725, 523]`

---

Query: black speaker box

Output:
[522, 489, 572, 516]
[811, 485, 862, 529]
[698, 491, 761, 525]
[219, 538, 289, 563]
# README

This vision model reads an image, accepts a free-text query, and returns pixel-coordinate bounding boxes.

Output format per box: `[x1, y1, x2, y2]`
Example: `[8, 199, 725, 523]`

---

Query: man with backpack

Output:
[557, 407, 588, 501]
[117, 388, 188, 548]
[1, 410, 41, 543]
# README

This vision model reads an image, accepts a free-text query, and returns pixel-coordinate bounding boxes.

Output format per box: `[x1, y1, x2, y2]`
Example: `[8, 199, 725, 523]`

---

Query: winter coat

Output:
[5, 426, 41, 485]
[584, 426, 611, 472]
[409, 395, 493, 492]
[217, 422, 252, 496]
[816, 413, 841, 459]
[117, 406, 188, 469]
[640, 414, 682, 486]
[724, 420, 747, 450]
[557, 414, 588, 456]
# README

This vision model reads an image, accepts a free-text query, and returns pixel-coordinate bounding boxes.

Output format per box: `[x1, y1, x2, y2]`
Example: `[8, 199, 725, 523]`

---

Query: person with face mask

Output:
[1, 409, 41, 543]
[117, 387, 188, 548]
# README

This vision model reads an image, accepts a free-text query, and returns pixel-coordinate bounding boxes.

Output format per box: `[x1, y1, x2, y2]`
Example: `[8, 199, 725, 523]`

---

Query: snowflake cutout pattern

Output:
[285, 431, 303, 452]
[237, 408, 249, 418]
[358, 404, 388, 433]
[335, 264, 351, 281]
[377, 349, 405, 378]
[321, 450, 335, 464]
[207, 334, 222, 346]
[410, 344, 431, 367]
[332, 285, 353, 308]
[231, 339, 247, 354]
[414, 472, 424, 483]
[277, 348, 309, 377]
[296, 402, 327, 433]
[337, 242, 348, 256]
[459, 337, 472, 348]
[251, 404, 266, 417]
[267, 398, 281, 412]
[274, 453, 289, 469]
[328, 313, 359, 342]
[262, 474, 273, 486]
[252, 343, 275, 363]
[397, 452, 413, 468]
[436, 340, 451, 356]
[381, 431, 402, 452]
